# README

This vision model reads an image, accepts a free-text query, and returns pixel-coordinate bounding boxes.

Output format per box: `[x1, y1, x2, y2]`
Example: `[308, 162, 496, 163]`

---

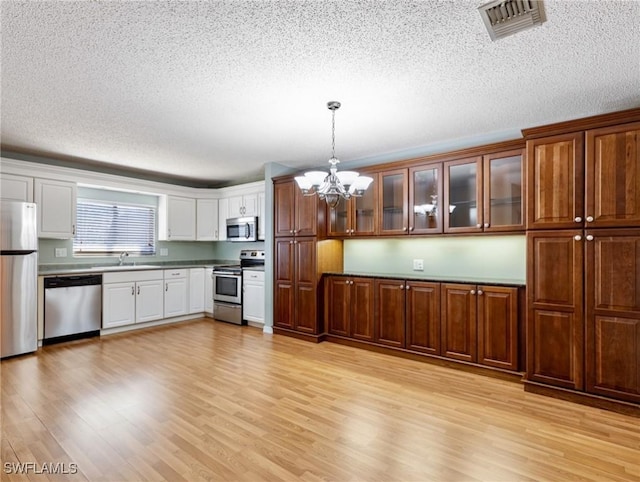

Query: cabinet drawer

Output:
[103, 270, 163, 283]
[164, 269, 187, 279]
[243, 270, 265, 282]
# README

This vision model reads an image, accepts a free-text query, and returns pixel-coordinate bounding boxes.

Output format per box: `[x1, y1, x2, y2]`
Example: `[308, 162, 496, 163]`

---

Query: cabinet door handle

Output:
[165, 283, 168, 292]
[131, 286, 135, 296]
[168, 228, 171, 238]
[574, 235, 582, 241]
[574, 216, 582, 223]
[586, 216, 594, 222]
[484, 223, 489, 228]
[137, 286, 140, 295]
[72, 224, 76, 235]
[477, 290, 483, 295]
[470, 289, 476, 295]
[215, 230, 218, 239]
[586, 234, 594, 241]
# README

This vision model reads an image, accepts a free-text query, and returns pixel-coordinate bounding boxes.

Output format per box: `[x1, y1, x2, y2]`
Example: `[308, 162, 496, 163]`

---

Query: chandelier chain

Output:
[331, 108, 336, 159]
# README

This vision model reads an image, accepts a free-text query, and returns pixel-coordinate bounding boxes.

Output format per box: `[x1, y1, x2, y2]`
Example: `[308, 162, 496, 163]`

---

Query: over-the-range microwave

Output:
[226, 216, 258, 242]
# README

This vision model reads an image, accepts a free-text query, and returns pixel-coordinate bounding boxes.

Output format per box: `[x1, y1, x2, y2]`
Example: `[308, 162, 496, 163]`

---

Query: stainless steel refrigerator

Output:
[1, 201, 38, 358]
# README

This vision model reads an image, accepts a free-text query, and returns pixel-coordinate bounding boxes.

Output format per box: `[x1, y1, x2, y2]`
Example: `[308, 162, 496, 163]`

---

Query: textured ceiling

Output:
[1, 1, 639, 186]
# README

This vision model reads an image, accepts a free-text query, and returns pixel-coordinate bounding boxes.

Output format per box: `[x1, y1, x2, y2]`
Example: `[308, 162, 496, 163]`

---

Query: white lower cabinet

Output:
[242, 270, 265, 323]
[164, 269, 188, 318]
[189, 268, 205, 314]
[135, 280, 165, 322]
[204, 267, 214, 315]
[103, 271, 164, 329]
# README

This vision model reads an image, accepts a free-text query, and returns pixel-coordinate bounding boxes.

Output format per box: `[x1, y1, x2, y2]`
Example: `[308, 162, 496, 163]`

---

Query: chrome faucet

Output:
[118, 251, 129, 266]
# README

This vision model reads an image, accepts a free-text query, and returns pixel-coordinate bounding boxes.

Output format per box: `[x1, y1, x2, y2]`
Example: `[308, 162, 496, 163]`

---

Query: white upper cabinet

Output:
[34, 178, 77, 239]
[218, 197, 229, 241]
[258, 191, 265, 240]
[196, 198, 219, 241]
[159, 196, 196, 241]
[1, 174, 33, 202]
[228, 193, 259, 218]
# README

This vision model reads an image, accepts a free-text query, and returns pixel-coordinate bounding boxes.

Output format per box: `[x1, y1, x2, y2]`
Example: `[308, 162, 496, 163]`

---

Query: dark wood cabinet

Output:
[328, 170, 377, 237]
[274, 238, 295, 329]
[406, 281, 441, 354]
[378, 169, 409, 236]
[526, 230, 584, 390]
[483, 149, 525, 232]
[585, 229, 640, 403]
[477, 285, 519, 371]
[585, 122, 640, 228]
[325, 276, 375, 341]
[526, 133, 585, 230]
[274, 180, 325, 238]
[444, 157, 483, 234]
[375, 279, 406, 347]
[441, 283, 478, 362]
[409, 164, 443, 234]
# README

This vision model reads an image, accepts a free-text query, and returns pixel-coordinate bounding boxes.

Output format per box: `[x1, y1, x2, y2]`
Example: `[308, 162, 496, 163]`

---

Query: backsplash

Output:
[344, 235, 526, 282]
[39, 238, 217, 265]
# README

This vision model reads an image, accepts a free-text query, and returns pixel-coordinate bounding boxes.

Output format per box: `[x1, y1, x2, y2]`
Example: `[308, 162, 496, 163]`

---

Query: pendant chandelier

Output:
[295, 101, 373, 208]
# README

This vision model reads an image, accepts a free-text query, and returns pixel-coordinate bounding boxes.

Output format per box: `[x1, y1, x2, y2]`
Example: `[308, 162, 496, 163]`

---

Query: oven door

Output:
[212, 272, 242, 304]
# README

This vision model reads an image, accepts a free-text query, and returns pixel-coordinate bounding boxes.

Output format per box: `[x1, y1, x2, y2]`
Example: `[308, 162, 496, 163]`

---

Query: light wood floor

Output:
[1, 320, 639, 482]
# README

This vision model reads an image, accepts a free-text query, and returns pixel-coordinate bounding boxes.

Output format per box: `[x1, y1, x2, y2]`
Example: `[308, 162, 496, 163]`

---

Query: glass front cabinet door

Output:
[444, 157, 483, 233]
[409, 163, 443, 234]
[379, 169, 408, 235]
[483, 149, 524, 232]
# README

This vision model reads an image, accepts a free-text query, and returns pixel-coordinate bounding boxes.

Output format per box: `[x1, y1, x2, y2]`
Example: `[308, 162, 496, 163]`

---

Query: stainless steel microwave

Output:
[226, 216, 258, 242]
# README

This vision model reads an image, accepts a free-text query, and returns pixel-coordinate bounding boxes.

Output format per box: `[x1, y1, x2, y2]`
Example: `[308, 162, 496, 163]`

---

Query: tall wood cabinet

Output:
[273, 179, 341, 338]
[525, 119, 640, 403]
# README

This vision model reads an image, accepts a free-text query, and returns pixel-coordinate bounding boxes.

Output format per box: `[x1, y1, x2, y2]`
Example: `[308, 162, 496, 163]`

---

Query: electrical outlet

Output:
[160, 248, 169, 256]
[413, 259, 424, 271]
[55, 248, 67, 258]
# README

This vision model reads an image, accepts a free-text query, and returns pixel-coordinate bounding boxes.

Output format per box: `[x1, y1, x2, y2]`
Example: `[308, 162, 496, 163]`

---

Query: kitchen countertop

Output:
[38, 259, 238, 276]
[323, 271, 526, 287]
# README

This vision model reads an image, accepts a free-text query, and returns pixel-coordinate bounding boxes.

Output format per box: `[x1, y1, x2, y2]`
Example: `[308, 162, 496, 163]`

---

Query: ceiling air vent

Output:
[478, 0, 546, 41]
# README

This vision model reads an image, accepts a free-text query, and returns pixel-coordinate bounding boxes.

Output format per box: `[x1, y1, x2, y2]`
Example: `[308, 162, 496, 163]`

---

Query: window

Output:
[74, 199, 156, 255]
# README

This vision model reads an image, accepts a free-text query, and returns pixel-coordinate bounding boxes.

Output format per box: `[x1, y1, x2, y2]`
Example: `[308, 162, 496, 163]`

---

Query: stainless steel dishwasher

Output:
[44, 274, 102, 344]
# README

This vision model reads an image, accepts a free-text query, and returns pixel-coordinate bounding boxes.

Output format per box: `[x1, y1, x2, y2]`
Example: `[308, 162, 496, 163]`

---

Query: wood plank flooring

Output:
[1, 319, 639, 481]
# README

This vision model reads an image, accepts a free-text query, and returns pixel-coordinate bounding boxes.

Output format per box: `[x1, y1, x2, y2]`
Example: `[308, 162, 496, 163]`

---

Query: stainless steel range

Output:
[212, 264, 243, 324]
[212, 249, 265, 325]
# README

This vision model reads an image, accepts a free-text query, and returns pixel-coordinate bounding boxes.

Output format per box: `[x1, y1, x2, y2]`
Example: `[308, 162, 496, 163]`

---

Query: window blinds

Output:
[74, 199, 156, 254]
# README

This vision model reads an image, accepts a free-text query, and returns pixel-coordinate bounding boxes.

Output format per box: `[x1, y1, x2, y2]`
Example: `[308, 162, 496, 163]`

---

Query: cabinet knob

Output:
[586, 234, 594, 241]
[351, 229, 355, 234]
[349, 280, 354, 285]
[290, 230, 293, 234]
[402, 227, 407, 231]
[574, 235, 582, 241]
[399, 285, 404, 289]
[470, 289, 476, 295]
[586, 216, 594, 222]
[293, 229, 298, 234]
[484, 223, 489, 228]
[574, 216, 582, 223]
[476, 224, 482, 228]
[477, 290, 483, 295]
[289, 240, 293, 244]
[409, 226, 414, 232]
[406, 285, 411, 290]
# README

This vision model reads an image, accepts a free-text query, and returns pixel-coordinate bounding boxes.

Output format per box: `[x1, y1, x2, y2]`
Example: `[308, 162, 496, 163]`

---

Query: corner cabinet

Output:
[34, 178, 77, 239]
